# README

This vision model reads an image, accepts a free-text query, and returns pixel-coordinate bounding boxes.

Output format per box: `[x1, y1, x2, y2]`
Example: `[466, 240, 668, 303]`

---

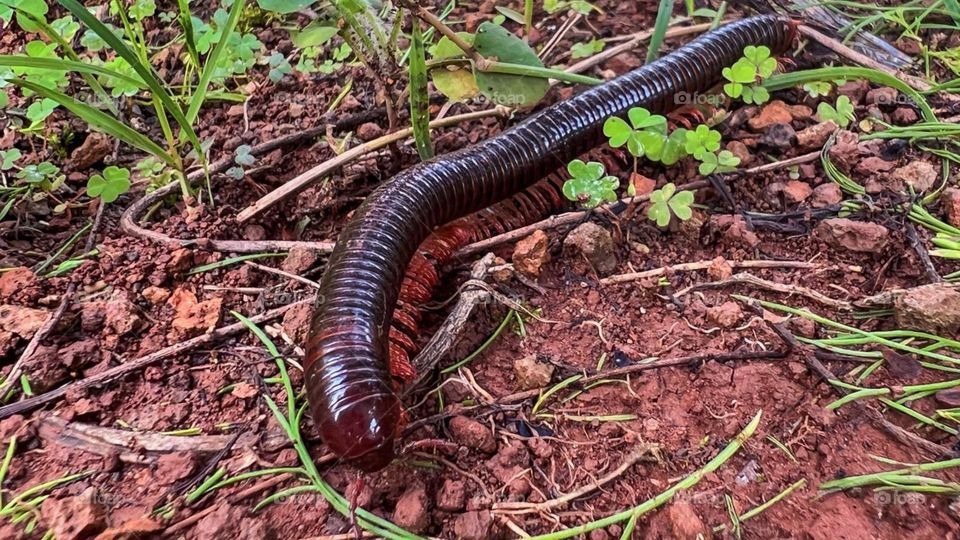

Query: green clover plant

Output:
[817, 95, 856, 128]
[562, 159, 619, 208]
[648, 183, 694, 227]
[86, 165, 130, 203]
[723, 45, 777, 105]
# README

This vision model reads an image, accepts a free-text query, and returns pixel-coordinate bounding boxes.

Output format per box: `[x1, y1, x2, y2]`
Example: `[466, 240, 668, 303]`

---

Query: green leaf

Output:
[603, 116, 631, 148]
[25, 97, 58, 128]
[58, 0, 204, 161]
[256, 0, 313, 14]
[50, 15, 80, 42]
[267, 51, 292, 82]
[0, 54, 146, 90]
[627, 107, 666, 130]
[234, 144, 255, 166]
[7, 78, 175, 167]
[16, 161, 58, 184]
[290, 21, 338, 48]
[9, 0, 48, 33]
[432, 67, 479, 102]
[684, 124, 721, 159]
[187, 0, 245, 124]
[647, 183, 695, 226]
[817, 95, 855, 128]
[0, 148, 21, 170]
[473, 22, 549, 107]
[429, 33, 474, 60]
[571, 39, 604, 60]
[668, 189, 694, 220]
[723, 59, 756, 84]
[803, 81, 831, 98]
[130, 0, 156, 20]
[86, 165, 130, 203]
[408, 20, 433, 160]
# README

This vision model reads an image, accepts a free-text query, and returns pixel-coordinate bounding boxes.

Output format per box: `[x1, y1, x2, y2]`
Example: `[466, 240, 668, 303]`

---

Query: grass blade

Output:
[56, 0, 205, 158]
[646, 0, 675, 63]
[7, 79, 174, 166]
[177, 0, 201, 68]
[186, 0, 244, 124]
[0, 55, 146, 89]
[408, 18, 433, 160]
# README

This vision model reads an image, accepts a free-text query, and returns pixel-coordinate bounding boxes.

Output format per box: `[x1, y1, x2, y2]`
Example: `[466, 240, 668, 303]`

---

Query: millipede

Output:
[304, 15, 798, 471]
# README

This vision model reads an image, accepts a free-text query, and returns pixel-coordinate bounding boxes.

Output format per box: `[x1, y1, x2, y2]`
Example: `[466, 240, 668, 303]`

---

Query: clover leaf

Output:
[803, 81, 832, 98]
[684, 125, 722, 159]
[741, 84, 770, 105]
[562, 159, 620, 208]
[571, 39, 605, 59]
[817, 95, 856, 128]
[0, 149, 21, 171]
[698, 150, 741, 175]
[722, 58, 755, 99]
[235, 145, 255, 166]
[603, 107, 667, 158]
[648, 183, 695, 227]
[743, 45, 777, 78]
[267, 52, 292, 82]
[25, 98, 58, 130]
[16, 161, 59, 184]
[86, 166, 131, 203]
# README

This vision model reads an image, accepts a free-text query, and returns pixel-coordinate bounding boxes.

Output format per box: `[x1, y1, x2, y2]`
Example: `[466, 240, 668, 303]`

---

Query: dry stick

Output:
[600, 260, 817, 286]
[673, 271, 854, 310]
[743, 300, 952, 457]
[455, 151, 820, 257]
[798, 25, 932, 92]
[493, 445, 657, 514]
[37, 416, 240, 463]
[0, 300, 310, 420]
[236, 108, 510, 223]
[0, 202, 106, 399]
[904, 222, 942, 284]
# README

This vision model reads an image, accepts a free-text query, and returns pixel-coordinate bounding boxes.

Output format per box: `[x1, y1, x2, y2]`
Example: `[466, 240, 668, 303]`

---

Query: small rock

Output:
[630, 173, 657, 196]
[512, 230, 550, 277]
[356, 122, 384, 141]
[513, 355, 554, 390]
[782, 180, 812, 204]
[725, 140, 753, 166]
[0, 267, 36, 300]
[788, 317, 817, 338]
[890, 160, 938, 192]
[854, 156, 897, 176]
[712, 215, 759, 248]
[70, 132, 112, 170]
[41, 487, 106, 540]
[0, 304, 48, 339]
[748, 100, 793, 131]
[281, 247, 319, 275]
[142, 286, 170, 305]
[102, 290, 141, 337]
[169, 288, 222, 336]
[449, 415, 496, 453]
[563, 222, 617, 275]
[153, 452, 198, 486]
[667, 500, 709, 540]
[942, 188, 960, 227]
[810, 183, 842, 208]
[393, 485, 430, 533]
[891, 107, 919, 125]
[93, 517, 162, 540]
[58, 339, 100, 370]
[436, 479, 467, 511]
[226, 105, 244, 117]
[815, 218, 889, 253]
[453, 510, 499, 540]
[288, 103, 304, 118]
[706, 301, 743, 328]
[796, 120, 838, 150]
[894, 284, 960, 335]
[838, 79, 870, 104]
[707, 256, 732, 280]
[827, 130, 861, 171]
[243, 224, 266, 241]
[759, 123, 797, 150]
[867, 87, 899, 106]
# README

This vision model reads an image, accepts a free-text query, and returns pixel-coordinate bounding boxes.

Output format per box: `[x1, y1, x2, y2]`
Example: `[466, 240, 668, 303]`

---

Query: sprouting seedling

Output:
[648, 182, 695, 227]
[227, 145, 255, 180]
[803, 81, 832, 98]
[267, 52, 292, 82]
[723, 45, 777, 104]
[684, 125, 722, 160]
[86, 165, 130, 203]
[603, 107, 668, 158]
[817, 95, 856, 128]
[698, 150, 741, 175]
[562, 159, 620, 208]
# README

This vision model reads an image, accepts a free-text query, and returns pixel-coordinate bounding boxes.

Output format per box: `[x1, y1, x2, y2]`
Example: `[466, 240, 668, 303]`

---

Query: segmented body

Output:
[304, 15, 796, 471]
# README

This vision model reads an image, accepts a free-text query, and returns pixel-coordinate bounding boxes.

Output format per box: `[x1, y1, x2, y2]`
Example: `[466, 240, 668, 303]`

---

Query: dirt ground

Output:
[2, 1, 960, 539]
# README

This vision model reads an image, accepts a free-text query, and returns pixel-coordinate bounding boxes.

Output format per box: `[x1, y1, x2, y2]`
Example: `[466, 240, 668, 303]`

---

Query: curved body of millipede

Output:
[305, 15, 797, 471]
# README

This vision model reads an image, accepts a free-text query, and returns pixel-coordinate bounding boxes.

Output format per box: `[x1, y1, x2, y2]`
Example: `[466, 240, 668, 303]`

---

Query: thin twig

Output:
[601, 260, 818, 286]
[673, 271, 853, 310]
[236, 108, 510, 223]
